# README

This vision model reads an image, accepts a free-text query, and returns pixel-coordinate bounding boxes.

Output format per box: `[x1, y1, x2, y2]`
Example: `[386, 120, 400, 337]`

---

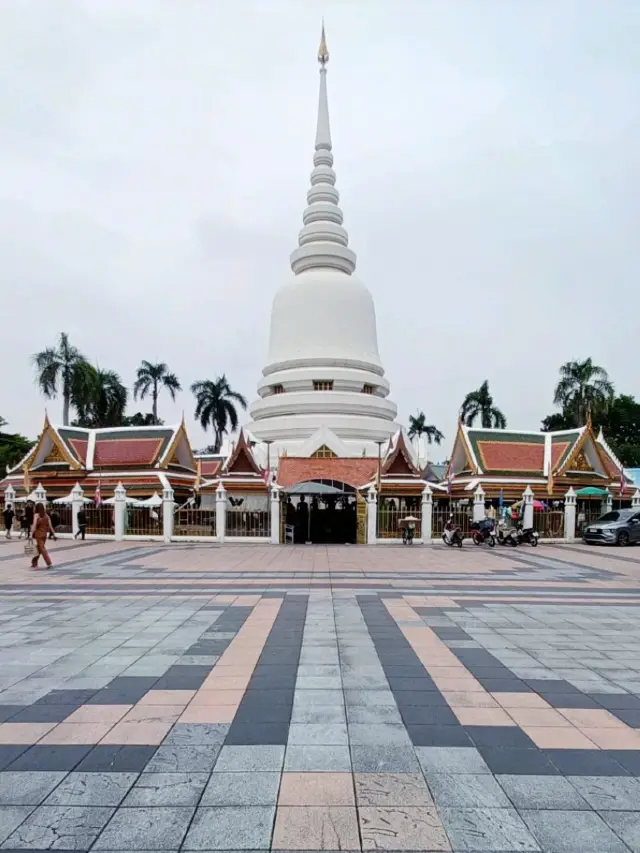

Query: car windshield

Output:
[597, 511, 633, 523]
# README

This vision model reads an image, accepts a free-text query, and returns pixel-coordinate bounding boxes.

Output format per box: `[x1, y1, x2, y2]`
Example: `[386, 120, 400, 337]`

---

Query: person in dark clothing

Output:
[3, 504, 14, 539]
[49, 509, 60, 540]
[24, 501, 35, 534]
[75, 508, 87, 540]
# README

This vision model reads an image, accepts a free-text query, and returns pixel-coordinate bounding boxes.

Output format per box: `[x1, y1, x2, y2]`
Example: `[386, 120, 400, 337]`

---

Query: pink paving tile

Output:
[442, 691, 499, 709]
[452, 707, 516, 726]
[40, 722, 114, 745]
[138, 690, 195, 706]
[279, 773, 355, 806]
[0, 722, 56, 744]
[506, 707, 573, 727]
[100, 719, 173, 745]
[559, 708, 627, 728]
[425, 667, 468, 679]
[189, 690, 246, 707]
[65, 704, 132, 724]
[179, 705, 237, 724]
[584, 727, 640, 749]
[430, 677, 486, 692]
[121, 705, 183, 723]
[272, 806, 360, 850]
[493, 692, 552, 709]
[521, 726, 598, 749]
[201, 675, 252, 690]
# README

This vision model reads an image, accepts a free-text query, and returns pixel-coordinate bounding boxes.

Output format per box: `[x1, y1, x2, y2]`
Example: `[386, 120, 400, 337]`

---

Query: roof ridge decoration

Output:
[596, 428, 625, 477]
[29, 415, 82, 472]
[382, 430, 420, 478]
[158, 422, 197, 472]
[223, 429, 264, 477]
[555, 422, 603, 477]
[288, 23, 357, 277]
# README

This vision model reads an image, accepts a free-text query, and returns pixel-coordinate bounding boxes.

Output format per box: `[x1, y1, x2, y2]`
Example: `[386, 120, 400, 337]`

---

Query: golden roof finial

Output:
[318, 20, 329, 66]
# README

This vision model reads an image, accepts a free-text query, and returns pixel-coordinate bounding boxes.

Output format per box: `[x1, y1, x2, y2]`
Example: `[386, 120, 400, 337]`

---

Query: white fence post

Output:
[33, 483, 47, 504]
[602, 489, 613, 516]
[564, 486, 577, 541]
[632, 489, 640, 509]
[162, 486, 174, 543]
[366, 486, 377, 545]
[216, 483, 226, 543]
[473, 486, 486, 523]
[114, 482, 126, 541]
[522, 485, 534, 530]
[270, 486, 280, 545]
[71, 482, 84, 538]
[4, 484, 16, 508]
[421, 484, 433, 544]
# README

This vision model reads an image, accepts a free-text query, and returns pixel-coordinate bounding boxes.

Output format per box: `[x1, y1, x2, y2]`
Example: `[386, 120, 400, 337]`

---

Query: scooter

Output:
[442, 516, 464, 548]
[516, 521, 539, 547]
[496, 520, 519, 547]
[471, 518, 496, 547]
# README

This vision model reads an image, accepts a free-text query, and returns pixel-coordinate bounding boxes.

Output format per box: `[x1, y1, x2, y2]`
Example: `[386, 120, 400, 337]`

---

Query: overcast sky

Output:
[1, 0, 638, 457]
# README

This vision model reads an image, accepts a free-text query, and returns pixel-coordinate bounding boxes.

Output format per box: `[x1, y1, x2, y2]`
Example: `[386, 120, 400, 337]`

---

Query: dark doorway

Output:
[284, 481, 357, 544]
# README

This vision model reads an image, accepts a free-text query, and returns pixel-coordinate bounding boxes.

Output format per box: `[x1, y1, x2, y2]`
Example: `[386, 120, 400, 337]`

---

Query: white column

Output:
[216, 483, 227, 542]
[71, 482, 84, 538]
[33, 483, 47, 504]
[114, 482, 126, 541]
[564, 486, 577, 541]
[4, 484, 16, 508]
[602, 489, 613, 516]
[366, 486, 377, 545]
[270, 486, 280, 544]
[632, 489, 640, 509]
[473, 486, 486, 523]
[522, 485, 534, 530]
[162, 486, 174, 543]
[421, 484, 433, 544]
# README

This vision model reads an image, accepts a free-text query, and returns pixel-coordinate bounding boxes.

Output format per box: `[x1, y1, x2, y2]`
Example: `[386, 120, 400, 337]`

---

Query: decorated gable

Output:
[224, 431, 263, 477]
[382, 432, 420, 478]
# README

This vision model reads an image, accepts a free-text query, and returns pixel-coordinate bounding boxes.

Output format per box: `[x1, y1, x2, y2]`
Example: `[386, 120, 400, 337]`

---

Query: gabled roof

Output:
[277, 457, 378, 490]
[222, 430, 264, 477]
[27, 416, 83, 472]
[92, 426, 176, 469]
[157, 421, 197, 472]
[382, 431, 421, 478]
[298, 426, 350, 459]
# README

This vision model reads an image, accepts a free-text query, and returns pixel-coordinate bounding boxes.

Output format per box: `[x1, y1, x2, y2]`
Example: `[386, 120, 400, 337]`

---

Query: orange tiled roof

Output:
[94, 438, 164, 467]
[68, 439, 88, 464]
[277, 457, 378, 489]
[201, 460, 221, 477]
[550, 442, 570, 470]
[476, 441, 544, 473]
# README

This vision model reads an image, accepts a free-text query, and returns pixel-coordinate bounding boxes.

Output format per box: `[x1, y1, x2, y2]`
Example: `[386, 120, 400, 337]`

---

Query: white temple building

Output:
[247, 27, 400, 459]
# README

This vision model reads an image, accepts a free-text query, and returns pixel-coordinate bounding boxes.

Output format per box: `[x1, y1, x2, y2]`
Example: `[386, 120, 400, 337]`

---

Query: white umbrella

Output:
[102, 496, 141, 506]
[136, 492, 163, 507]
[52, 493, 92, 505]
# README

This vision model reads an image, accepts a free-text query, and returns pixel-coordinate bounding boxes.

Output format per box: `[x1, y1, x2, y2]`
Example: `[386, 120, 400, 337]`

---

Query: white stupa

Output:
[247, 26, 400, 457]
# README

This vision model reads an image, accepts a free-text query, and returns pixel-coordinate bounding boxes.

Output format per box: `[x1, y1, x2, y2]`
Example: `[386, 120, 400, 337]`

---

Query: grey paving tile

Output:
[4, 804, 114, 850]
[440, 806, 540, 851]
[200, 772, 281, 806]
[214, 746, 285, 773]
[162, 723, 229, 745]
[93, 805, 194, 850]
[0, 771, 67, 806]
[284, 745, 351, 772]
[347, 723, 412, 746]
[359, 805, 449, 851]
[416, 746, 491, 777]
[350, 746, 420, 773]
[354, 773, 433, 807]
[428, 773, 511, 808]
[520, 808, 630, 853]
[0, 806, 34, 846]
[145, 745, 221, 774]
[287, 723, 348, 746]
[568, 775, 640, 810]
[44, 772, 138, 807]
[343, 690, 398, 707]
[497, 775, 590, 810]
[183, 805, 275, 850]
[122, 772, 208, 806]
[290, 705, 346, 724]
[599, 810, 640, 853]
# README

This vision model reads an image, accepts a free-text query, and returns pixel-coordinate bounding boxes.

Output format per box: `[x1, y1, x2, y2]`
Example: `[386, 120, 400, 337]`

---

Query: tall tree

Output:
[133, 361, 181, 425]
[553, 358, 614, 425]
[32, 333, 94, 425]
[460, 380, 507, 428]
[122, 412, 163, 427]
[191, 376, 247, 453]
[73, 368, 128, 428]
[0, 418, 34, 474]
[407, 411, 444, 445]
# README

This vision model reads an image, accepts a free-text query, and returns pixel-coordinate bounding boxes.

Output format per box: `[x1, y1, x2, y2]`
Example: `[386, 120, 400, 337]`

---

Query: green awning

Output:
[575, 487, 608, 496]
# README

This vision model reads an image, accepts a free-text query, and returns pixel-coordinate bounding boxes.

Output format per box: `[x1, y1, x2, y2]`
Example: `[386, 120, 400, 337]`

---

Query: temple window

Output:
[271, 384, 285, 394]
[312, 444, 337, 458]
[362, 384, 375, 394]
[313, 380, 333, 391]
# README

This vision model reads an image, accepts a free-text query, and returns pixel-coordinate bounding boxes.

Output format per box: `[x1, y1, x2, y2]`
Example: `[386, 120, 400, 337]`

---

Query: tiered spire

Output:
[289, 24, 357, 276]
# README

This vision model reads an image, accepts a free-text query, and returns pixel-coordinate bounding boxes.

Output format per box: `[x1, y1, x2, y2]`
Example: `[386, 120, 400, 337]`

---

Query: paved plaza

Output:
[0, 541, 640, 851]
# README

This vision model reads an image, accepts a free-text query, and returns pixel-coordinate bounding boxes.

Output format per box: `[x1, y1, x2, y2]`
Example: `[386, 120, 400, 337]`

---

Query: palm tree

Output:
[0, 416, 6, 429]
[74, 368, 128, 428]
[407, 411, 444, 445]
[460, 380, 507, 429]
[32, 333, 94, 425]
[133, 361, 181, 425]
[553, 358, 614, 425]
[191, 375, 247, 452]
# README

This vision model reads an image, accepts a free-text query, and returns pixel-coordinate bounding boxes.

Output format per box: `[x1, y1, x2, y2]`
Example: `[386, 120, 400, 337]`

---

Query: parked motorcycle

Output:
[442, 516, 464, 548]
[496, 521, 519, 547]
[516, 521, 539, 547]
[471, 518, 495, 547]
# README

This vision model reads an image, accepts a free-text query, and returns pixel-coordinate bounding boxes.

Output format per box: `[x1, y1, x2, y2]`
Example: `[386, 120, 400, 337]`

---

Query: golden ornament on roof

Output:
[318, 22, 329, 65]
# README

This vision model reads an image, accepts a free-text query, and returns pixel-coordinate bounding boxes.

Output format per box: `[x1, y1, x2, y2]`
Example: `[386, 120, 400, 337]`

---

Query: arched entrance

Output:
[282, 480, 358, 544]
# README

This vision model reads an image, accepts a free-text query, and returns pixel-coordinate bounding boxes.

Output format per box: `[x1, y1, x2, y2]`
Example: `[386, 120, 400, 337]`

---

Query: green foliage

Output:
[122, 412, 163, 427]
[407, 411, 444, 445]
[133, 361, 181, 425]
[191, 375, 247, 453]
[73, 367, 128, 428]
[0, 429, 34, 474]
[553, 358, 614, 425]
[460, 380, 507, 429]
[32, 333, 94, 426]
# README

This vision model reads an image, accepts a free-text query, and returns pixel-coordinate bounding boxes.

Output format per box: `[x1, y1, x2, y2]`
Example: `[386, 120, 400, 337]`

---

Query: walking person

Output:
[30, 502, 56, 570]
[3, 504, 14, 540]
[74, 507, 87, 540]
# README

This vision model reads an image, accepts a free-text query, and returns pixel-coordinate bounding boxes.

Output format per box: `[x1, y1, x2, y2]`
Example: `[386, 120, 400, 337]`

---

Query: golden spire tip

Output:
[318, 20, 329, 66]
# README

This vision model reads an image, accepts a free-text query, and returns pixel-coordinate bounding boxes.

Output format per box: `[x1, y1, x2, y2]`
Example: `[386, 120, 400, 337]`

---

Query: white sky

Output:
[1, 0, 638, 457]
